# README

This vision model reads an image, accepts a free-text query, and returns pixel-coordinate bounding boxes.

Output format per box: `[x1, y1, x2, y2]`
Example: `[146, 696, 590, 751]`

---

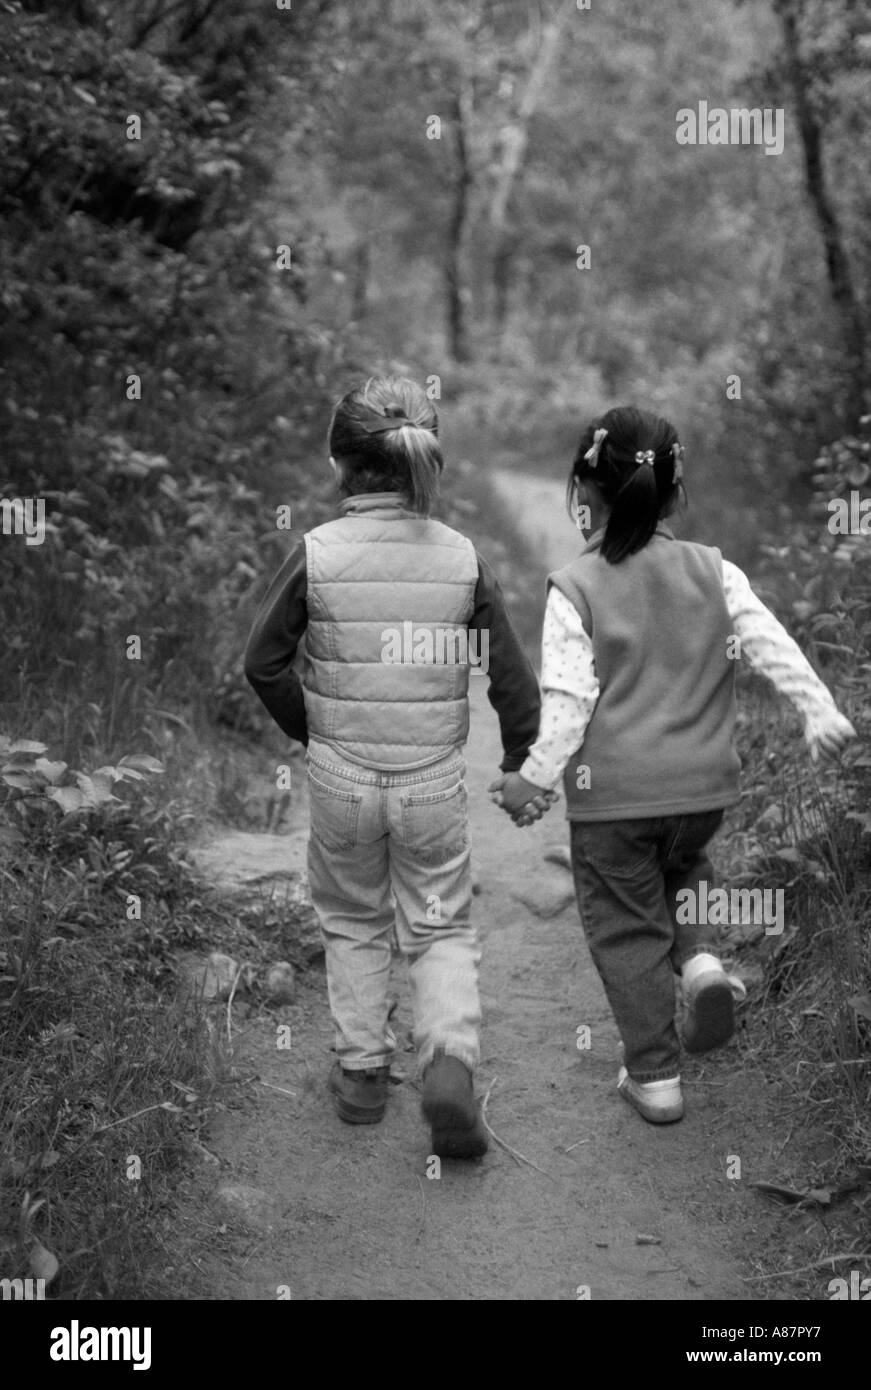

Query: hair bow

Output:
[362, 415, 414, 434]
[672, 442, 684, 484]
[635, 449, 656, 467]
[584, 427, 608, 468]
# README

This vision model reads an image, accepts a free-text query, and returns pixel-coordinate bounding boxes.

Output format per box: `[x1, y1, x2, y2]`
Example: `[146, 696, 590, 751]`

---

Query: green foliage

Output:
[0, 0, 338, 742]
[300, 0, 870, 560]
[0, 855, 215, 1298]
[0, 1, 347, 1298]
[0, 730, 228, 1295]
[1, 736, 164, 819]
[0, 0, 869, 1297]
[755, 422, 871, 701]
[715, 420, 871, 1182]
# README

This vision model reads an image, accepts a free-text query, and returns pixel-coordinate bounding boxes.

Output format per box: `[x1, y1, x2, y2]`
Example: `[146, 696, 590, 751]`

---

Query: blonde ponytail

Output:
[328, 375, 444, 516]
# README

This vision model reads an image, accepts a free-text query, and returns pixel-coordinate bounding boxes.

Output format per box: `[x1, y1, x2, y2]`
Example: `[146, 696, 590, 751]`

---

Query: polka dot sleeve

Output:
[721, 559, 844, 730]
[519, 586, 600, 790]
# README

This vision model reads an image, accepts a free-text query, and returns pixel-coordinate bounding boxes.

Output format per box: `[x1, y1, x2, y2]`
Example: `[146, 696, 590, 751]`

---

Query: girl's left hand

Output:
[805, 709, 857, 763]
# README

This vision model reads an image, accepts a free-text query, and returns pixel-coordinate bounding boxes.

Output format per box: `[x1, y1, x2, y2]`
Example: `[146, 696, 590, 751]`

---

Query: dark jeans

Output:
[569, 810, 725, 1082]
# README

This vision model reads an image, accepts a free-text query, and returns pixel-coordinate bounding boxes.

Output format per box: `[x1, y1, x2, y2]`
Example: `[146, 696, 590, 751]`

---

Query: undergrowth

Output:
[0, 743, 233, 1299]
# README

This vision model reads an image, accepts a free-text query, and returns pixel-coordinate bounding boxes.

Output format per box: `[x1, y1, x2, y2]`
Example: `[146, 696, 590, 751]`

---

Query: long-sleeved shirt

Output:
[244, 540, 541, 772]
[519, 558, 846, 791]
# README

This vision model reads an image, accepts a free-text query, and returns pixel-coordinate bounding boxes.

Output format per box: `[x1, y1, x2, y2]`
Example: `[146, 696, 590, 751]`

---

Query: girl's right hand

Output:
[488, 774, 558, 825]
[805, 709, 857, 763]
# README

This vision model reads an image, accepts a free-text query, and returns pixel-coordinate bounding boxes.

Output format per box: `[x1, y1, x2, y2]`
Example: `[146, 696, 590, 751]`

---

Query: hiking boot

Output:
[421, 1049, 488, 1159]
[617, 1067, 684, 1124]
[681, 953, 737, 1054]
[329, 1061, 389, 1124]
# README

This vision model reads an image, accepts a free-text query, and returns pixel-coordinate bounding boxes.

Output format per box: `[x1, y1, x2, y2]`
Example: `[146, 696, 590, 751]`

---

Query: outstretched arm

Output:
[722, 560, 856, 762]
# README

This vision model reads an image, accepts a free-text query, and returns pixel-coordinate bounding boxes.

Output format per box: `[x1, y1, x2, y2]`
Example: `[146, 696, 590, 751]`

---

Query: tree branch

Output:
[445, 84, 474, 362]
[489, 0, 575, 236]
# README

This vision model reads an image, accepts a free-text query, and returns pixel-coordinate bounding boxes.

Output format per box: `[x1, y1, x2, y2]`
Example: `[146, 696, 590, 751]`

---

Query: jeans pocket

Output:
[572, 820, 657, 878]
[308, 768, 362, 851]
[399, 780, 468, 866]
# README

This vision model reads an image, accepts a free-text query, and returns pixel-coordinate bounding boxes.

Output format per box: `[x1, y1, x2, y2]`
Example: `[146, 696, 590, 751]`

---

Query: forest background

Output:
[0, 0, 869, 1299]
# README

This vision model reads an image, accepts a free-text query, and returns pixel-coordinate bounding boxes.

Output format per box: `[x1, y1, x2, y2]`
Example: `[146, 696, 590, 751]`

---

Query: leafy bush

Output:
[720, 422, 871, 1188]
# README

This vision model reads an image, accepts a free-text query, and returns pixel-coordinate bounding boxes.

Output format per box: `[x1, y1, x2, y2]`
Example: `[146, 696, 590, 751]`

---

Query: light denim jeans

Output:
[306, 740, 481, 1074]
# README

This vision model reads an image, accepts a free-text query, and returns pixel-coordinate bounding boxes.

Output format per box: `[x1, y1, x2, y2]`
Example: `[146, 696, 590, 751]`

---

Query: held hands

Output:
[805, 709, 858, 764]
[488, 771, 559, 827]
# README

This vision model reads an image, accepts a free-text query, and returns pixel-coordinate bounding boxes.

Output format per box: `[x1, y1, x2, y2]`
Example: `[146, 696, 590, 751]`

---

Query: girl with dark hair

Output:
[244, 376, 551, 1157]
[493, 405, 856, 1124]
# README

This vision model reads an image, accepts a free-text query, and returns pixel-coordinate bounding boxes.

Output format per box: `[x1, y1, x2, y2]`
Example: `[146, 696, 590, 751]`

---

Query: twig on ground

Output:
[743, 1252, 871, 1281]
[62, 1100, 179, 1160]
[481, 1076, 551, 1178]
[258, 1080, 298, 1099]
[799, 1059, 871, 1067]
[774, 1121, 796, 1160]
[226, 965, 243, 1048]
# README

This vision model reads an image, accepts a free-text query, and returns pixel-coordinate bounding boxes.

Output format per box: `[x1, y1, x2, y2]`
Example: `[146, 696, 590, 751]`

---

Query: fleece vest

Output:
[549, 527, 742, 820]
[303, 496, 479, 769]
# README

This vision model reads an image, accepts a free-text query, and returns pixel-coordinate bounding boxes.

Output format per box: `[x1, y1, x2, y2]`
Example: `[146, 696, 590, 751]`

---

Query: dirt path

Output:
[176, 470, 794, 1302]
[489, 469, 579, 574]
[182, 671, 792, 1302]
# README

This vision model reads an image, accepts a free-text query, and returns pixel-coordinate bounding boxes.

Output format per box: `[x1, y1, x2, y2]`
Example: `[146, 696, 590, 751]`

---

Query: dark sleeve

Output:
[470, 552, 541, 772]
[243, 540, 309, 745]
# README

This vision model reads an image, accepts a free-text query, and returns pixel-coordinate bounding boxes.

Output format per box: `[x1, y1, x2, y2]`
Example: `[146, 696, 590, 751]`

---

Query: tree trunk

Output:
[492, 241, 512, 335]
[350, 241, 369, 322]
[489, 0, 575, 338]
[446, 86, 473, 363]
[774, 0, 867, 413]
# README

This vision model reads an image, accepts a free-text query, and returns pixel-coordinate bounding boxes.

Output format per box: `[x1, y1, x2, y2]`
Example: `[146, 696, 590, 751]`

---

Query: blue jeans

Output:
[306, 741, 481, 1074]
[570, 811, 725, 1082]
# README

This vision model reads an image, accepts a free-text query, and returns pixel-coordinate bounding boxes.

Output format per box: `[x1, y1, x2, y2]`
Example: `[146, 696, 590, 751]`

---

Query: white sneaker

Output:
[727, 973, 748, 1005]
[617, 1066, 684, 1124]
[682, 953, 737, 1053]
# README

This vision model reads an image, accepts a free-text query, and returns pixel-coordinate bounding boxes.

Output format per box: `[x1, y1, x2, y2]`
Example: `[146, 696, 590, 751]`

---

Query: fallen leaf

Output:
[750, 1181, 806, 1203]
[803, 1188, 833, 1207]
[848, 994, 871, 1024]
[750, 1180, 832, 1207]
[30, 1239, 59, 1283]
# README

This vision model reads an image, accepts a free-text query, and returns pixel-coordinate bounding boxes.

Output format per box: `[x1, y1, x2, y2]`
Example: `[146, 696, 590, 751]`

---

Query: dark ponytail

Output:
[567, 405, 685, 563]
[328, 375, 443, 516]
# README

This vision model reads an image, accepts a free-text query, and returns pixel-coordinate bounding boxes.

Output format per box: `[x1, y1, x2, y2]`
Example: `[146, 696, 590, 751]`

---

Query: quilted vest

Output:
[303, 494, 479, 769]
[549, 527, 742, 820]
